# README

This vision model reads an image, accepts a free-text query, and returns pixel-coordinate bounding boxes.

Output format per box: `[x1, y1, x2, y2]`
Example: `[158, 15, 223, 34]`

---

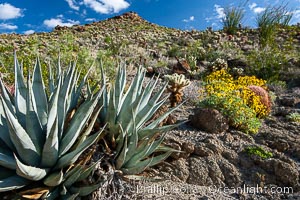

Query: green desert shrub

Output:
[246, 47, 289, 82]
[222, 6, 245, 34]
[257, 4, 293, 47]
[244, 146, 273, 159]
[0, 32, 95, 86]
[286, 113, 300, 123]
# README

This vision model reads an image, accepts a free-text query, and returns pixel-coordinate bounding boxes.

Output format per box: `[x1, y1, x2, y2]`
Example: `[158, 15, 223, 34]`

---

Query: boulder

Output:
[189, 108, 229, 134]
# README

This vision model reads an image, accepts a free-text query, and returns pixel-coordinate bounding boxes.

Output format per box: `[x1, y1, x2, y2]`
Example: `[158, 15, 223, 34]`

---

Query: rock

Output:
[218, 159, 242, 187]
[194, 145, 214, 157]
[157, 158, 190, 182]
[278, 95, 300, 107]
[165, 137, 193, 159]
[187, 156, 240, 188]
[187, 157, 213, 186]
[173, 57, 190, 74]
[271, 139, 290, 152]
[182, 141, 195, 154]
[189, 108, 229, 134]
[227, 58, 248, 69]
[272, 106, 291, 116]
[274, 160, 299, 187]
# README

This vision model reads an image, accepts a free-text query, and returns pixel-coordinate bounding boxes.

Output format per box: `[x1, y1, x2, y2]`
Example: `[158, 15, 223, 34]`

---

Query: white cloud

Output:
[249, 3, 265, 14]
[65, 0, 80, 11]
[43, 18, 80, 29]
[205, 4, 225, 26]
[24, 30, 35, 35]
[0, 3, 23, 20]
[215, 4, 225, 19]
[85, 18, 96, 22]
[249, 3, 257, 10]
[291, 9, 300, 24]
[0, 23, 18, 30]
[253, 7, 265, 14]
[83, 0, 130, 14]
[183, 16, 195, 22]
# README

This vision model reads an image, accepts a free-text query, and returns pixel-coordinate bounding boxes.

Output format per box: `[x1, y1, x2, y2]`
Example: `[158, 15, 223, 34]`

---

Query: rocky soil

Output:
[109, 80, 299, 200]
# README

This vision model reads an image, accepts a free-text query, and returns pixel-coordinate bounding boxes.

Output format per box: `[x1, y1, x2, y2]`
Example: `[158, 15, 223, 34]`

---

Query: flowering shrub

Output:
[200, 69, 271, 134]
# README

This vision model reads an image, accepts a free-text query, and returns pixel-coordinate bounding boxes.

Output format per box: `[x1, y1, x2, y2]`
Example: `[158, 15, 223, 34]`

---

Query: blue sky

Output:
[0, 0, 299, 34]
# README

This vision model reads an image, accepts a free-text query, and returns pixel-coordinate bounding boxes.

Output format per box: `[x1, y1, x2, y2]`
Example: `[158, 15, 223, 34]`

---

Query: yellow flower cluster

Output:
[206, 69, 233, 84]
[236, 76, 267, 89]
[239, 88, 269, 118]
[201, 69, 270, 133]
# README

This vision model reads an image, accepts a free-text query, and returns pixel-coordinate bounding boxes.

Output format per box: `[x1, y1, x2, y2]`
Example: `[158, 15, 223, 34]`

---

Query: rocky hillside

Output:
[1, 12, 299, 83]
[1, 12, 300, 200]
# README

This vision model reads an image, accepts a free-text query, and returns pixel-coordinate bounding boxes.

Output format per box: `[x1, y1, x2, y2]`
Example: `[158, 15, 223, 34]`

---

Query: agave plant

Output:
[98, 63, 184, 175]
[0, 54, 104, 198]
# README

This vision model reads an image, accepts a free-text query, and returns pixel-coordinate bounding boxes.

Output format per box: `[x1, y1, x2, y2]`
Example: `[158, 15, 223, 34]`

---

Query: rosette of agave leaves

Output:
[98, 63, 185, 176]
[0, 53, 105, 199]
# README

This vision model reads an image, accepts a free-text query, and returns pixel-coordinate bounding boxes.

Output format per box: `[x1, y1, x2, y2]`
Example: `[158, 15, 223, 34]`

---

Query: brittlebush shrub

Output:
[200, 69, 271, 134]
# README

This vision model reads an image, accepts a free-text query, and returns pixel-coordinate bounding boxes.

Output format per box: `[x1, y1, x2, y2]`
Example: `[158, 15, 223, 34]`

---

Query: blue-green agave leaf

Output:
[62, 193, 79, 200]
[59, 92, 101, 156]
[32, 57, 48, 128]
[76, 160, 100, 182]
[74, 104, 102, 148]
[71, 66, 92, 109]
[55, 127, 105, 169]
[26, 74, 43, 155]
[47, 77, 61, 135]
[42, 187, 59, 200]
[41, 116, 59, 168]
[116, 133, 127, 169]
[0, 145, 16, 169]
[48, 63, 55, 95]
[139, 121, 186, 139]
[64, 165, 82, 180]
[0, 78, 14, 113]
[123, 113, 139, 165]
[0, 166, 15, 179]
[69, 182, 103, 197]
[144, 102, 184, 130]
[135, 83, 169, 129]
[15, 155, 49, 181]
[136, 76, 157, 112]
[0, 175, 30, 192]
[57, 65, 75, 139]
[14, 53, 27, 129]
[122, 152, 172, 175]
[114, 64, 126, 112]
[43, 170, 64, 187]
[64, 166, 83, 187]
[0, 98, 14, 150]
[122, 156, 153, 175]
[124, 132, 168, 168]
[1, 97, 40, 166]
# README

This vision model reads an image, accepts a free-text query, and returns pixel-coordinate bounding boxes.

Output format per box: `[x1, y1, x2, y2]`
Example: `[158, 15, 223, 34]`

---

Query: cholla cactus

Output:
[210, 58, 228, 72]
[165, 73, 190, 107]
